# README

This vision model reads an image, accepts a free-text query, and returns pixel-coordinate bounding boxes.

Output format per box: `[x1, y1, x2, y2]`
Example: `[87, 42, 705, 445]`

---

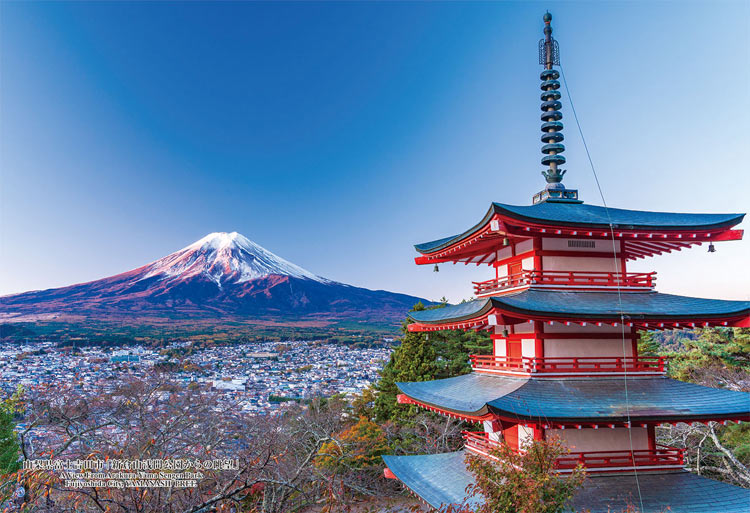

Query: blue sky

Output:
[1, 1, 748, 302]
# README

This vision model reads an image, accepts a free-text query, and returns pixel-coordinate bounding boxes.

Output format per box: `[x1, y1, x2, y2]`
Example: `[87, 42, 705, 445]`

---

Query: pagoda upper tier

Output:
[414, 201, 744, 265]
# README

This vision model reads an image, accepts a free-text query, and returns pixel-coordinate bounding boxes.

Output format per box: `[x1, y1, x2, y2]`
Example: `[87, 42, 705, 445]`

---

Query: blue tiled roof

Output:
[383, 451, 750, 512]
[414, 234, 459, 253]
[409, 299, 492, 323]
[382, 452, 481, 510]
[495, 202, 744, 230]
[396, 374, 750, 422]
[396, 373, 527, 415]
[574, 471, 750, 513]
[488, 376, 750, 422]
[414, 202, 745, 254]
[408, 290, 750, 324]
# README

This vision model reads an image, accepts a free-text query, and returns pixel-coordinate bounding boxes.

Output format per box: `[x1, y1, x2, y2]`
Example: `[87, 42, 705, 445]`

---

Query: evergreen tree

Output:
[373, 301, 491, 422]
[637, 330, 661, 357]
[0, 409, 20, 474]
[373, 327, 438, 422]
[0, 388, 22, 474]
[668, 328, 750, 382]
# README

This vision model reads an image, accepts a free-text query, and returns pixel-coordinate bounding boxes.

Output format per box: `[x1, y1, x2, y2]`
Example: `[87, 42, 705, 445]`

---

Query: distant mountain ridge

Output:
[0, 232, 425, 322]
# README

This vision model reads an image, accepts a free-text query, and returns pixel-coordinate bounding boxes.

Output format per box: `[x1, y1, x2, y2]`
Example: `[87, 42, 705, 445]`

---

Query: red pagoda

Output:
[382, 13, 750, 512]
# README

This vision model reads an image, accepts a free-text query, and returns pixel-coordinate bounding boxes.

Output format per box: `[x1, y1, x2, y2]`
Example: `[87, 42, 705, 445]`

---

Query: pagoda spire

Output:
[533, 12, 579, 204]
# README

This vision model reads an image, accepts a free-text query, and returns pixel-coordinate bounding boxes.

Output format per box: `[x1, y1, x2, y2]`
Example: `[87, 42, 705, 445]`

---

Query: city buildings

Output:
[0, 340, 390, 415]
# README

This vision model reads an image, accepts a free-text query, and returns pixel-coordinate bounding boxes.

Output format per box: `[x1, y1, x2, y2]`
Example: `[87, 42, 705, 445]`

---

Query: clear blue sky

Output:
[1, 1, 748, 302]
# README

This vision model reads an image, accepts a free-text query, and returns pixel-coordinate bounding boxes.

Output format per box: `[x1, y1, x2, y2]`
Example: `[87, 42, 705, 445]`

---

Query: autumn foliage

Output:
[317, 417, 390, 470]
[444, 437, 586, 513]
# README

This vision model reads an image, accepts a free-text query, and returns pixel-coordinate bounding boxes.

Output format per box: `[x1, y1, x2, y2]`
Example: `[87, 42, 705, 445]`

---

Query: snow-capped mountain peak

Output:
[141, 232, 329, 286]
[0, 232, 425, 322]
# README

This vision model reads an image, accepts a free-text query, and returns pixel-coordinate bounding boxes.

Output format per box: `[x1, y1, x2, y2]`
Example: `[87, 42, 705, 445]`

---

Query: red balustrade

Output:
[556, 445, 685, 471]
[473, 272, 532, 295]
[463, 430, 503, 458]
[473, 270, 656, 295]
[462, 432, 684, 472]
[470, 355, 667, 375]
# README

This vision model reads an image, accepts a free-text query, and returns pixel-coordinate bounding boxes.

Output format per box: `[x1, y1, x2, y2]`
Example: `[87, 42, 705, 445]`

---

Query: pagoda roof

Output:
[416, 202, 745, 254]
[408, 289, 750, 330]
[396, 373, 750, 423]
[383, 451, 750, 512]
[414, 202, 745, 263]
[495, 202, 744, 229]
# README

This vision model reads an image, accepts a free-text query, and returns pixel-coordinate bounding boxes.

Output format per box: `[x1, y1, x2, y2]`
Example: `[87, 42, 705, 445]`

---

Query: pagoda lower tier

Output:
[407, 289, 750, 332]
[382, 451, 750, 512]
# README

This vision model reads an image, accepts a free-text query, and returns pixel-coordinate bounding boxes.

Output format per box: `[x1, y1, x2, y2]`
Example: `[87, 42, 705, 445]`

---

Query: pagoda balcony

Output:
[462, 431, 685, 473]
[470, 355, 667, 377]
[473, 270, 656, 296]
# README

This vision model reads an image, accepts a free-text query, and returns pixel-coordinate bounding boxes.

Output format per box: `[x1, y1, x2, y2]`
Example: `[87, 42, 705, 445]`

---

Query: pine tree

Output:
[669, 328, 750, 382]
[373, 328, 438, 422]
[373, 301, 492, 422]
[0, 390, 21, 474]
[637, 331, 661, 357]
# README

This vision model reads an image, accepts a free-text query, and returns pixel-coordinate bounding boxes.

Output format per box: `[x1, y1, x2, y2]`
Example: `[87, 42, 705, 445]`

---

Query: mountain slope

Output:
[0, 232, 425, 322]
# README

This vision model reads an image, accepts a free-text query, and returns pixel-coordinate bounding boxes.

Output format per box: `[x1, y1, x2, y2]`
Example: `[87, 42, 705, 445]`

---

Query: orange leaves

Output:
[315, 416, 389, 470]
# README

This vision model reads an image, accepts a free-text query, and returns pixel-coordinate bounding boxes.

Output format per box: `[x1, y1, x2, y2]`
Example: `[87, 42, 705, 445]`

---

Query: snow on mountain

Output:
[0, 231, 425, 322]
[141, 232, 331, 287]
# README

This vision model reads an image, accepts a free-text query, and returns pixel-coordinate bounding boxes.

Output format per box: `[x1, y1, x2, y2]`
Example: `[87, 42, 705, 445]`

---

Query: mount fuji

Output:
[0, 232, 425, 322]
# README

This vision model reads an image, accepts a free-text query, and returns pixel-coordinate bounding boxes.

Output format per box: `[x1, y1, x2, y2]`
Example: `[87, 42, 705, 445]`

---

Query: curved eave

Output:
[414, 204, 498, 255]
[397, 393, 494, 423]
[407, 298, 495, 328]
[396, 373, 526, 421]
[414, 202, 745, 264]
[395, 374, 750, 425]
[407, 291, 750, 332]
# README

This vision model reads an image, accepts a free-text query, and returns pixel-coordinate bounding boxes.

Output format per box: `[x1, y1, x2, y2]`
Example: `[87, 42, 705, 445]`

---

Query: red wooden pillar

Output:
[534, 320, 544, 359]
[532, 236, 542, 270]
[647, 425, 656, 451]
[504, 425, 519, 451]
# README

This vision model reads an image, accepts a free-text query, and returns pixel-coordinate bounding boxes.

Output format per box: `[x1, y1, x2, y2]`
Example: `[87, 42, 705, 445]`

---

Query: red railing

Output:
[462, 432, 684, 472]
[470, 355, 667, 375]
[473, 272, 533, 294]
[556, 445, 685, 471]
[473, 270, 656, 295]
[462, 430, 503, 458]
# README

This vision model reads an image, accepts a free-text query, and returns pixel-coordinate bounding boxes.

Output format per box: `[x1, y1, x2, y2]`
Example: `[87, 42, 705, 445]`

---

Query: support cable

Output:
[559, 64, 645, 513]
